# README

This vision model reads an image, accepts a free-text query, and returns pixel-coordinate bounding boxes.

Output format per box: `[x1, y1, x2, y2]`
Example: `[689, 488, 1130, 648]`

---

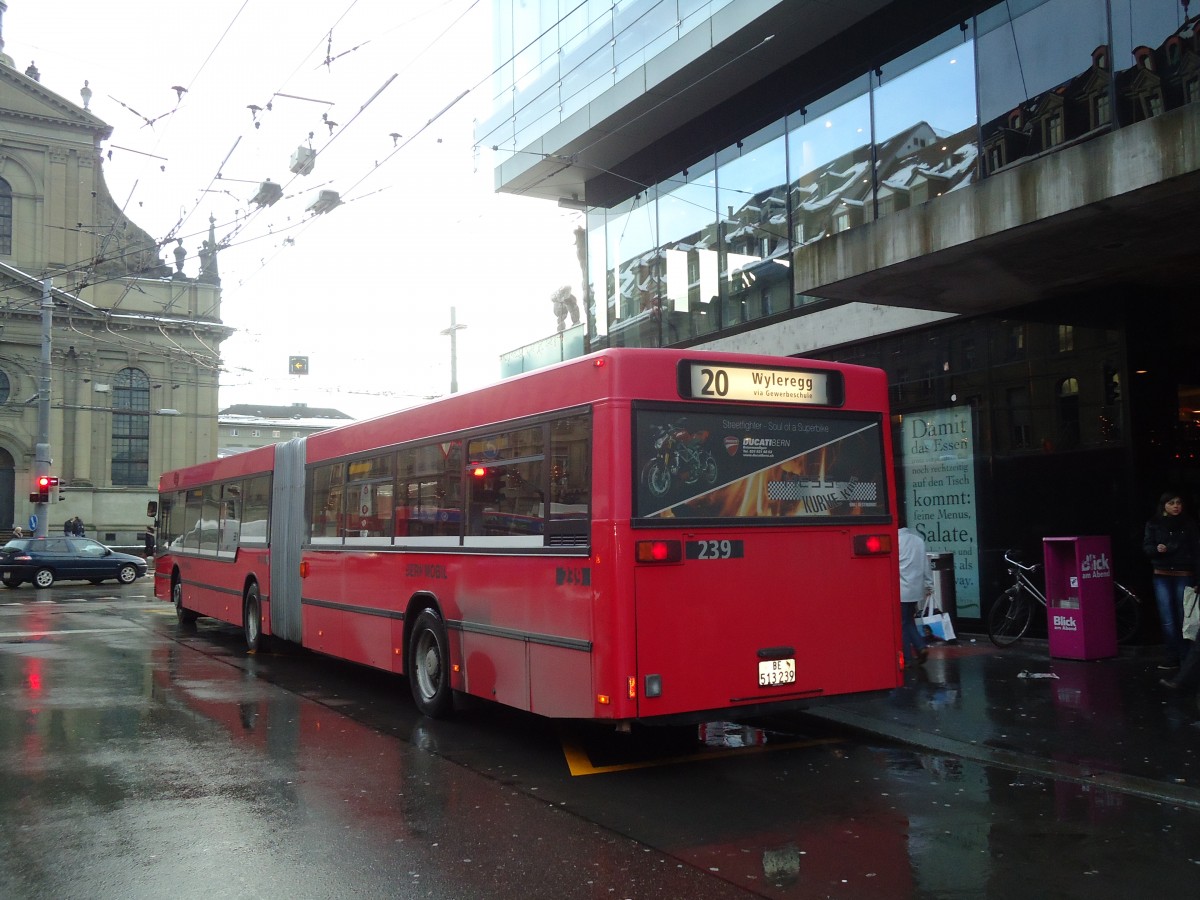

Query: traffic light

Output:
[30, 475, 59, 503]
[289, 356, 310, 375]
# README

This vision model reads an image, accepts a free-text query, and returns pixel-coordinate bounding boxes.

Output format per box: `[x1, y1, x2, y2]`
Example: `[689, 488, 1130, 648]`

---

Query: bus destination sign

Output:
[681, 361, 840, 406]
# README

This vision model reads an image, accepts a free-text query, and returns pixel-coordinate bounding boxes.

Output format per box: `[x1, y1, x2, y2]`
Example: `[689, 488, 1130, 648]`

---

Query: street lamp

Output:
[440, 307, 467, 394]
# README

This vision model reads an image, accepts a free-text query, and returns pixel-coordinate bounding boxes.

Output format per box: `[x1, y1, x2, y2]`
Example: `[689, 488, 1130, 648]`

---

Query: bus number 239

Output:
[685, 539, 744, 560]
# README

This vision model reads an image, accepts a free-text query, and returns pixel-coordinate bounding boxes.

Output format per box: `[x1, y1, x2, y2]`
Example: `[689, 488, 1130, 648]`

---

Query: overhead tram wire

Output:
[226, 83, 469, 303]
[197, 1, 483, 286]
[44, 1, 488, 326]
[184, 1, 407, 263]
[99, 0, 254, 311]
[49, 3, 369, 325]
[208, 1, 485, 303]
[61, 0, 515, 311]
[88, 0, 353, 310]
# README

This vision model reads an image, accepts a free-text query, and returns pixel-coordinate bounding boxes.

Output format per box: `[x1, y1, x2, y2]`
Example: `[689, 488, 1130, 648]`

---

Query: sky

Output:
[4, 0, 585, 419]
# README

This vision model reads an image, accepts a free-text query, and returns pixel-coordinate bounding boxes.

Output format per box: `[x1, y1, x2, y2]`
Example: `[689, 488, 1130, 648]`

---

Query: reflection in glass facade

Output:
[483, 1, 736, 158]
[553, 0, 1197, 347]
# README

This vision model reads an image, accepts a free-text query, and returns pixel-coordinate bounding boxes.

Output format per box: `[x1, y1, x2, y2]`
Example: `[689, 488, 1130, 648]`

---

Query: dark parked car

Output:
[0, 537, 147, 588]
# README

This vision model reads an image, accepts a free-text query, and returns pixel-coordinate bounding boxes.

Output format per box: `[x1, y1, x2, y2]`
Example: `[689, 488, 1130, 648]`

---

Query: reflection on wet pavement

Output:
[4, 599, 1200, 898]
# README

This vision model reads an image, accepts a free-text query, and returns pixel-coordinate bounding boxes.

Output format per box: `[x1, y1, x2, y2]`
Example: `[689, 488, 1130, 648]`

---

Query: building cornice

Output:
[0, 63, 112, 141]
[0, 260, 233, 338]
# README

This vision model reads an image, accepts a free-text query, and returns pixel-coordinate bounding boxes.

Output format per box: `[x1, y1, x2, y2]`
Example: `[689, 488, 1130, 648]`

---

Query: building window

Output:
[1007, 324, 1026, 359]
[0, 369, 9, 405]
[1094, 92, 1110, 128]
[0, 178, 12, 256]
[112, 367, 150, 486]
[229, 428, 240, 436]
[962, 338, 978, 371]
[833, 206, 851, 234]
[1007, 386, 1032, 449]
[1057, 325, 1074, 353]
[1044, 113, 1063, 147]
[1058, 377, 1081, 448]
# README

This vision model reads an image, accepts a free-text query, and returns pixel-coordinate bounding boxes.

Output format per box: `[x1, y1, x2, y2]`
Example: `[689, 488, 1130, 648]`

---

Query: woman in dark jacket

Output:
[1143, 492, 1199, 669]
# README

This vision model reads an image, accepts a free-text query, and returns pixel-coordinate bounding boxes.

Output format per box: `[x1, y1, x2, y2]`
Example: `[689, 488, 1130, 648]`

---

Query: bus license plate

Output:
[758, 658, 796, 686]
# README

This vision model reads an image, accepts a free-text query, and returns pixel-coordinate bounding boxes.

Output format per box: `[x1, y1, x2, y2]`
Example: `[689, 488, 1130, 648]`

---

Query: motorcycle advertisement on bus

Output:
[634, 407, 888, 521]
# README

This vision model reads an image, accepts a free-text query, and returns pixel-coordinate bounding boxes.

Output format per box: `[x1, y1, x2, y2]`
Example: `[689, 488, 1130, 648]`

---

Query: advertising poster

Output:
[902, 406, 980, 618]
[634, 408, 888, 520]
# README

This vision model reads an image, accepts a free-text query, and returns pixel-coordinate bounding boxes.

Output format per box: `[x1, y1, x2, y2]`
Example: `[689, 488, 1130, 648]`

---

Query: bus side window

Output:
[548, 413, 591, 546]
[309, 463, 345, 544]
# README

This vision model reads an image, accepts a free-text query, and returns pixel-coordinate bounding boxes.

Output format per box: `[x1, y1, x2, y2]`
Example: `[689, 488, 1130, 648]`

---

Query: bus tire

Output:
[409, 609, 453, 718]
[243, 583, 269, 653]
[173, 577, 198, 625]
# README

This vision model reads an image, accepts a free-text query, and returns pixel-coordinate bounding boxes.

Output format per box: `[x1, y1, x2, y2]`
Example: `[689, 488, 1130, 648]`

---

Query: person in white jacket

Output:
[898, 521, 934, 666]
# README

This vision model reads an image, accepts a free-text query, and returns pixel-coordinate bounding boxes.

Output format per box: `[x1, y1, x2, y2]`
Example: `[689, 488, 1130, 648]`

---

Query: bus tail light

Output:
[852, 534, 892, 556]
[635, 540, 682, 563]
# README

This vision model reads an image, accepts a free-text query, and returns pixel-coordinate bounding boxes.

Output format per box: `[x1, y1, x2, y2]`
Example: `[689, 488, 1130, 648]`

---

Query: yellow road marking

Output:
[561, 734, 842, 776]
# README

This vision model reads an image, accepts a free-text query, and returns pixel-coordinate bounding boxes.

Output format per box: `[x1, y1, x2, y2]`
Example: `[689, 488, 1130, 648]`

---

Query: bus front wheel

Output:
[409, 609, 453, 718]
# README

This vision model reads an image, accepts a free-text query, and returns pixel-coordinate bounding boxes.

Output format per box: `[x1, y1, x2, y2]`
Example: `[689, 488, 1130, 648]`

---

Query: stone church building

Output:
[0, 17, 228, 547]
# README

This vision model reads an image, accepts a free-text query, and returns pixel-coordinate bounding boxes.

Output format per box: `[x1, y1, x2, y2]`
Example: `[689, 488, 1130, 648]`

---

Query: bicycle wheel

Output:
[988, 586, 1033, 647]
[1113, 582, 1142, 645]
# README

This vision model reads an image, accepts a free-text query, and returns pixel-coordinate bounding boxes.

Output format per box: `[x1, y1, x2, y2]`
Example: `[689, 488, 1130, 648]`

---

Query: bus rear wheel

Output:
[409, 609, 453, 718]
[173, 577, 198, 625]
[243, 583, 269, 653]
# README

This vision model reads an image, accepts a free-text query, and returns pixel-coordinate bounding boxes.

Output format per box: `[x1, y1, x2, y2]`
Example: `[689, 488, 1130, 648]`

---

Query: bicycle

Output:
[987, 549, 1143, 648]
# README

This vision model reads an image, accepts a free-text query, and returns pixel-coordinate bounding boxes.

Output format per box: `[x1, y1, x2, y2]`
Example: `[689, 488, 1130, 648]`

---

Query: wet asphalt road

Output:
[1, 581, 1199, 899]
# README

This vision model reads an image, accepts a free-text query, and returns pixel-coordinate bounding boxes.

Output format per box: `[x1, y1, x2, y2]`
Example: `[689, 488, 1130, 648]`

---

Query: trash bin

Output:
[927, 552, 956, 619]
[1042, 536, 1117, 660]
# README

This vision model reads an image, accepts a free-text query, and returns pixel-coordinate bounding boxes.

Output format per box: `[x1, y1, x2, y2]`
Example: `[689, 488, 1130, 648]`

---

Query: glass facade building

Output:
[481, 0, 1200, 625]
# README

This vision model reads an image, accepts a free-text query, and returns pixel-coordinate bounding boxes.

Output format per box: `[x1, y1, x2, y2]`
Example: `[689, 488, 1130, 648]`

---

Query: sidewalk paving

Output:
[802, 635, 1200, 810]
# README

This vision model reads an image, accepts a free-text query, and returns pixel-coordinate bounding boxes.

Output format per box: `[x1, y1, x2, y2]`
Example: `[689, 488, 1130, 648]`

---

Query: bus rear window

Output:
[633, 406, 889, 521]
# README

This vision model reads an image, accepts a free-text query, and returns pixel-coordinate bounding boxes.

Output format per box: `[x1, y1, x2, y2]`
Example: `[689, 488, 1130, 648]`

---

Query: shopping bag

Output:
[1183, 586, 1200, 642]
[918, 598, 957, 642]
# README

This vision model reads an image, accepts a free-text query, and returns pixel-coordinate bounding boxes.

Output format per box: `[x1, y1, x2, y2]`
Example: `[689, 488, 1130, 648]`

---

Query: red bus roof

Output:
[157, 443, 276, 492]
[304, 348, 887, 465]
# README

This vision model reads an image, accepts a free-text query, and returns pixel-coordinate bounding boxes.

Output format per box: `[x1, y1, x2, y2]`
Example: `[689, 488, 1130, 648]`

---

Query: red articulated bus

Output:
[153, 348, 903, 724]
